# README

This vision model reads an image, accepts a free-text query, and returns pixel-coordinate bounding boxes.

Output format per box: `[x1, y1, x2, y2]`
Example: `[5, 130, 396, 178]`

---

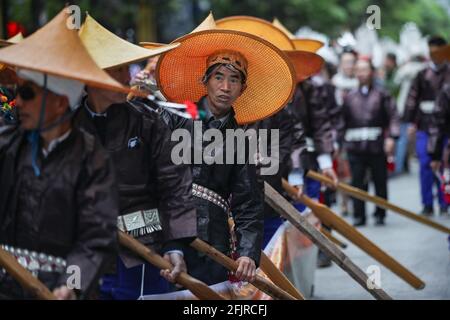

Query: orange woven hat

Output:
[285, 50, 324, 82]
[217, 16, 323, 82]
[0, 8, 128, 93]
[216, 16, 294, 50]
[156, 29, 296, 124]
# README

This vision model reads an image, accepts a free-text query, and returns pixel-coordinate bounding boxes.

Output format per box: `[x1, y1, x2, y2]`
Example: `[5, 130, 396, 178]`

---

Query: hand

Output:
[234, 257, 256, 283]
[384, 138, 395, 156]
[322, 168, 338, 189]
[160, 252, 187, 287]
[430, 161, 441, 173]
[53, 286, 76, 300]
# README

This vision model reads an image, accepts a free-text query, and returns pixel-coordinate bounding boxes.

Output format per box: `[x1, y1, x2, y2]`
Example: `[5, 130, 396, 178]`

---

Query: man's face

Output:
[430, 45, 444, 65]
[205, 65, 245, 118]
[340, 53, 356, 77]
[87, 65, 130, 105]
[355, 60, 373, 86]
[15, 79, 68, 130]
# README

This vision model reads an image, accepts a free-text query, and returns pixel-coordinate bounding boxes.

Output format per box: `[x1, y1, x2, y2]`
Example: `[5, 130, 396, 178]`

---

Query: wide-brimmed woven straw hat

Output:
[272, 18, 324, 53]
[216, 16, 294, 50]
[79, 14, 179, 70]
[0, 33, 24, 47]
[217, 16, 323, 83]
[0, 8, 128, 93]
[156, 28, 296, 124]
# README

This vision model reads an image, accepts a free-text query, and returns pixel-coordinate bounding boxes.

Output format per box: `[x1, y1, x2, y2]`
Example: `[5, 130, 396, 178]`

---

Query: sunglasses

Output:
[17, 83, 37, 101]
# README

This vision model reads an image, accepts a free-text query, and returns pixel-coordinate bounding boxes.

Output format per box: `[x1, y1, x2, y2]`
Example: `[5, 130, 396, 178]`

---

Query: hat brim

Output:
[285, 51, 324, 82]
[292, 39, 324, 53]
[216, 16, 295, 51]
[156, 29, 296, 124]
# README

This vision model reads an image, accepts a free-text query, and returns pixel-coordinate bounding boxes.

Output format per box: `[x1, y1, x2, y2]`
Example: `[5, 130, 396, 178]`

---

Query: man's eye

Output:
[215, 75, 223, 80]
[230, 78, 239, 84]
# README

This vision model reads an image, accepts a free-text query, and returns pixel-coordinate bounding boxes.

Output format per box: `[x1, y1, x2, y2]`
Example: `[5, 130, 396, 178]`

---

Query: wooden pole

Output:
[321, 228, 348, 249]
[282, 179, 425, 290]
[307, 170, 450, 234]
[264, 182, 392, 300]
[118, 231, 225, 300]
[259, 251, 305, 300]
[0, 247, 55, 300]
[190, 239, 297, 300]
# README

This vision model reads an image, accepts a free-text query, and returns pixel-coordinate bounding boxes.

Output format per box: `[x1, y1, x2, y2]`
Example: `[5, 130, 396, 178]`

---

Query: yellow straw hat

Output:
[79, 13, 179, 70]
[0, 32, 24, 47]
[140, 12, 217, 49]
[272, 18, 324, 53]
[156, 29, 296, 124]
[285, 50, 324, 82]
[0, 8, 128, 93]
[216, 16, 294, 50]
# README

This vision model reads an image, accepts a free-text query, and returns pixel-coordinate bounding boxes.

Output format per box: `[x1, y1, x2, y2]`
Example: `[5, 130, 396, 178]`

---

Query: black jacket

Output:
[158, 96, 264, 265]
[0, 125, 118, 298]
[74, 99, 197, 266]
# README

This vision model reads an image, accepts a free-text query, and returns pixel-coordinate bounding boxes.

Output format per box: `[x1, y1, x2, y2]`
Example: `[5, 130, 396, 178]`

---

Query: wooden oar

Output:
[264, 182, 392, 300]
[190, 239, 297, 300]
[321, 228, 348, 249]
[118, 231, 225, 300]
[0, 246, 55, 300]
[282, 179, 425, 290]
[307, 170, 450, 234]
[259, 251, 305, 300]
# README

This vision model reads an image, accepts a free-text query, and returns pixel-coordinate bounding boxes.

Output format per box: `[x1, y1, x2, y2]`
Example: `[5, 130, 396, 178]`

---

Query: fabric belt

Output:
[192, 183, 230, 213]
[345, 127, 383, 142]
[117, 209, 162, 238]
[0, 244, 66, 277]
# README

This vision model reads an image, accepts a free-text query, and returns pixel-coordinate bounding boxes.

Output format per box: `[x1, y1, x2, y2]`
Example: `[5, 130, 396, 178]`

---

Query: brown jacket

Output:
[0, 125, 119, 298]
[428, 84, 450, 161]
[340, 85, 400, 154]
[404, 63, 450, 131]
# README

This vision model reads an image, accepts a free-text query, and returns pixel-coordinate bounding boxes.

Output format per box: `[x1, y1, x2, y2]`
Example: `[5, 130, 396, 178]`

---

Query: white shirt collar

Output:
[42, 129, 72, 158]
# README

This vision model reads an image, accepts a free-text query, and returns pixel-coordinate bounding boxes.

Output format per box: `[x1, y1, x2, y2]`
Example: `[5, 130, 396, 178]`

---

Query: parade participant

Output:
[0, 9, 128, 299]
[339, 57, 400, 226]
[404, 36, 450, 216]
[156, 26, 296, 285]
[77, 14, 197, 300]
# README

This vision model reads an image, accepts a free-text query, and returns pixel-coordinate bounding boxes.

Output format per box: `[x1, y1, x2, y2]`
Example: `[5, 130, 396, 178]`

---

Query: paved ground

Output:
[312, 160, 450, 300]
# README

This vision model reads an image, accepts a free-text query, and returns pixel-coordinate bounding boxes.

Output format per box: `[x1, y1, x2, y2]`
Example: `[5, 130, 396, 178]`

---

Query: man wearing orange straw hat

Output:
[0, 9, 129, 300]
[76, 14, 197, 300]
[155, 22, 296, 285]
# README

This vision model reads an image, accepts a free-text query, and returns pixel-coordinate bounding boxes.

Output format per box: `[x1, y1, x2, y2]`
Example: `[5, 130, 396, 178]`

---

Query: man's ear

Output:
[57, 95, 71, 115]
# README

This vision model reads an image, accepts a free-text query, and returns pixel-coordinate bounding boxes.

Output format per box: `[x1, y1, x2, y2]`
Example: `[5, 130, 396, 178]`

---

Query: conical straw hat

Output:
[156, 29, 296, 124]
[216, 16, 294, 50]
[140, 12, 216, 49]
[272, 18, 324, 53]
[0, 32, 24, 47]
[0, 8, 128, 93]
[79, 14, 179, 70]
